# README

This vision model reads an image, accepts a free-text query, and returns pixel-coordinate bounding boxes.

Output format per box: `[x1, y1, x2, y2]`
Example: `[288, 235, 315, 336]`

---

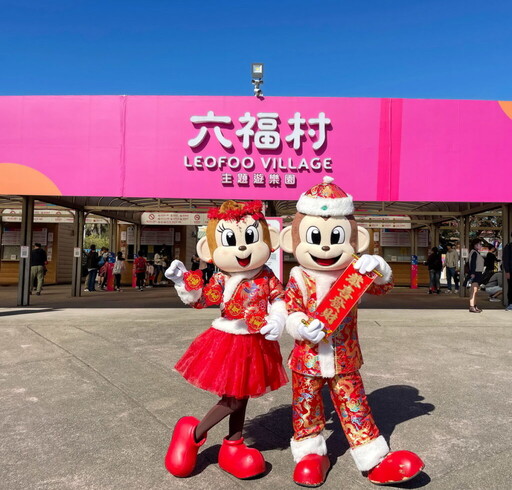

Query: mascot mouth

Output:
[237, 255, 252, 267]
[310, 254, 341, 267]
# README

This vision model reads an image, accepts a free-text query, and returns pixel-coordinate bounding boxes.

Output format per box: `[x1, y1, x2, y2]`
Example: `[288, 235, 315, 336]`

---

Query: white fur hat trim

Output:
[296, 176, 354, 216]
[297, 193, 354, 216]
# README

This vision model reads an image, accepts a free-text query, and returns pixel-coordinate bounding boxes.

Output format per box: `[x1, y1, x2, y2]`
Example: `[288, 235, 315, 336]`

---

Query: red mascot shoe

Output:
[367, 450, 424, 485]
[218, 437, 266, 479]
[164, 416, 206, 478]
[293, 454, 330, 487]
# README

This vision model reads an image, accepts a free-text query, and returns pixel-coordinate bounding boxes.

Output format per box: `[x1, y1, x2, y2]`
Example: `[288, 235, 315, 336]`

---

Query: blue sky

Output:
[1, 0, 511, 100]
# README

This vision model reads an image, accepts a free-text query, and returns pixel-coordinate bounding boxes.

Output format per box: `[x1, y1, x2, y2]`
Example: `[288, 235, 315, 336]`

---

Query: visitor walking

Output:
[426, 247, 442, 294]
[482, 245, 499, 286]
[85, 245, 99, 292]
[444, 243, 460, 293]
[153, 248, 164, 284]
[30, 243, 47, 296]
[113, 251, 125, 291]
[98, 247, 110, 290]
[146, 260, 155, 287]
[134, 250, 147, 291]
[468, 238, 485, 313]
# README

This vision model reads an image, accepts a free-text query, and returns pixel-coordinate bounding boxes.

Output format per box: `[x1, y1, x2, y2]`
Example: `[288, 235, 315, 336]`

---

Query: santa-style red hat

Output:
[297, 176, 354, 216]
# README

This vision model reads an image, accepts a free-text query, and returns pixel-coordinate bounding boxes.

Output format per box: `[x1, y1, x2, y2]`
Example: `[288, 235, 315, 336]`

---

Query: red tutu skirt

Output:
[175, 327, 289, 399]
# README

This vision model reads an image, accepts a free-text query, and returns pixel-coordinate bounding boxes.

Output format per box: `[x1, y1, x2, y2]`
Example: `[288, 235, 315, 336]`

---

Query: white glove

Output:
[165, 260, 188, 286]
[354, 254, 380, 274]
[354, 254, 392, 283]
[297, 318, 326, 344]
[260, 319, 281, 341]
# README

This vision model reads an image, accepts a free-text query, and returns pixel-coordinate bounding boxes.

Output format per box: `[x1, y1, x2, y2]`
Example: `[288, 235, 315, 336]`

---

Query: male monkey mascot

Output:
[280, 177, 424, 487]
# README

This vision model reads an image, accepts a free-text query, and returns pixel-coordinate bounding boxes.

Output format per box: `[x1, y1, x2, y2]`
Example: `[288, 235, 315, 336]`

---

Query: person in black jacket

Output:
[85, 244, 99, 292]
[482, 245, 499, 285]
[30, 243, 47, 295]
[468, 238, 484, 313]
[503, 233, 512, 311]
[426, 247, 443, 294]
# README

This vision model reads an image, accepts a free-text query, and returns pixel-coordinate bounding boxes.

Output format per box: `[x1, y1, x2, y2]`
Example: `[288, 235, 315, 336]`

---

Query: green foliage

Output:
[84, 223, 110, 250]
[84, 233, 109, 250]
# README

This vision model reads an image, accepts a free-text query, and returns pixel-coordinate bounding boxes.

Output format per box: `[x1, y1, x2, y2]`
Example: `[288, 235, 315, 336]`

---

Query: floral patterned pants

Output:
[292, 370, 380, 448]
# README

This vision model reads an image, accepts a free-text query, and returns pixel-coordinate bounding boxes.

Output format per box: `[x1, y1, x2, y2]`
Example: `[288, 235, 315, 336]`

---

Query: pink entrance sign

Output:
[0, 96, 511, 202]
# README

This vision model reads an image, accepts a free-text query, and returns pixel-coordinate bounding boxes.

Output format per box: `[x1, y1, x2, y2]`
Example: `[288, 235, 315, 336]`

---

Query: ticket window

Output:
[129, 244, 173, 261]
[140, 226, 175, 263]
[1, 225, 50, 260]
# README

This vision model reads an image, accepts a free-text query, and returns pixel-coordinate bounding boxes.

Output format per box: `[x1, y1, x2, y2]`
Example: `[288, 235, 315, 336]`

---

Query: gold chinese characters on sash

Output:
[315, 260, 378, 336]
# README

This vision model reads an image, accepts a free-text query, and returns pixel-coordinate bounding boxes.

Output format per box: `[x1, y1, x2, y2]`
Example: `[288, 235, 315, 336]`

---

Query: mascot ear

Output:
[280, 226, 293, 253]
[269, 226, 280, 251]
[357, 226, 370, 253]
[197, 237, 212, 262]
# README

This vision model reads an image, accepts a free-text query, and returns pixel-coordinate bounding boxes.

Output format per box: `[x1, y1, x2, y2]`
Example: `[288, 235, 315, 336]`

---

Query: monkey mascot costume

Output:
[280, 177, 423, 487]
[164, 200, 288, 480]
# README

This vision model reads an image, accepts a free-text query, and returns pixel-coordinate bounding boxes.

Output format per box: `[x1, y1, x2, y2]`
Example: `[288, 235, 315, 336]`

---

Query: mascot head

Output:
[196, 200, 279, 273]
[280, 176, 370, 271]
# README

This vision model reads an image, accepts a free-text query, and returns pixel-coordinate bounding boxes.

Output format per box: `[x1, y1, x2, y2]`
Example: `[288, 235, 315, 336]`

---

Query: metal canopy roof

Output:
[0, 195, 503, 228]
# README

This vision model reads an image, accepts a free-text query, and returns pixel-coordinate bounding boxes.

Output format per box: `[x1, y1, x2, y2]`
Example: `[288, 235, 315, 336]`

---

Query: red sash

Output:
[314, 260, 379, 337]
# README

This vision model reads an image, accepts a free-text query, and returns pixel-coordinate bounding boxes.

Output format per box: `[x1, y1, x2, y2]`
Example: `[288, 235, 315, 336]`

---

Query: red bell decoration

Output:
[224, 300, 245, 319]
[183, 270, 204, 291]
[245, 306, 268, 334]
[203, 283, 223, 306]
[367, 450, 424, 485]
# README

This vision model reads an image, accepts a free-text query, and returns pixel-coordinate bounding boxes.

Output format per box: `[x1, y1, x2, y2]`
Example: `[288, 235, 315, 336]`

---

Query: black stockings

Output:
[194, 396, 248, 442]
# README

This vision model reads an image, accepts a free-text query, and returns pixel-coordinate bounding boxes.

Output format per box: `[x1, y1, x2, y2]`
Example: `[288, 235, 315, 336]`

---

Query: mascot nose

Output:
[322, 246, 330, 251]
[239, 246, 247, 251]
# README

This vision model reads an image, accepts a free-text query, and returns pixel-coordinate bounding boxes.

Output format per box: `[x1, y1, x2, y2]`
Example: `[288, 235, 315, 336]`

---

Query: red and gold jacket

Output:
[176, 265, 287, 336]
[285, 266, 393, 378]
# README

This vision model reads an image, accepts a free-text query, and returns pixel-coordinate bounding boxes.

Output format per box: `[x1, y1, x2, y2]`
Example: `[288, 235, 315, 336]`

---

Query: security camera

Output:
[252, 79, 263, 97]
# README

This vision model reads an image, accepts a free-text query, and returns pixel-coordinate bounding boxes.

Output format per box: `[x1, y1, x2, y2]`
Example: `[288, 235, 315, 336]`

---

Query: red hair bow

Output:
[207, 200, 264, 222]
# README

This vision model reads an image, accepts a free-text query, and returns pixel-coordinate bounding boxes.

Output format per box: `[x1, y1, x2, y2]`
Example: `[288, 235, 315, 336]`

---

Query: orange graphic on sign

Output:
[0, 163, 61, 195]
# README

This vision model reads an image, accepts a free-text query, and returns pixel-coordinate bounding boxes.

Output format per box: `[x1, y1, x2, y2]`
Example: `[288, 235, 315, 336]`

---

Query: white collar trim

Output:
[300, 267, 342, 303]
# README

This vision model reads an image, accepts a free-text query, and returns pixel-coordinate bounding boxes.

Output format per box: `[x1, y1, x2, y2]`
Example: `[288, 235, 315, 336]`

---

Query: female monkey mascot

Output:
[280, 177, 424, 487]
[164, 200, 288, 480]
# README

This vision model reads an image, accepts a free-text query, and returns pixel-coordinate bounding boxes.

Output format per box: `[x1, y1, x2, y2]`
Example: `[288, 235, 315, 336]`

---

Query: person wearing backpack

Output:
[113, 251, 126, 291]
[134, 250, 147, 291]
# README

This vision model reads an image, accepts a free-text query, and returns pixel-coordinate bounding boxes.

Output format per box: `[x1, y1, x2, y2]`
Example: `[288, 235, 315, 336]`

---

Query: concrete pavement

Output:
[0, 282, 508, 310]
[0, 302, 511, 489]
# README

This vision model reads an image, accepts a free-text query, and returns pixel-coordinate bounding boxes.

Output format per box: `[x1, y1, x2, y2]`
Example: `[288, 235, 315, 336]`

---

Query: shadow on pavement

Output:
[244, 384, 433, 486]
[244, 384, 435, 457]
[370, 385, 435, 444]
[390, 471, 431, 488]
[0, 308, 58, 317]
[193, 444, 221, 476]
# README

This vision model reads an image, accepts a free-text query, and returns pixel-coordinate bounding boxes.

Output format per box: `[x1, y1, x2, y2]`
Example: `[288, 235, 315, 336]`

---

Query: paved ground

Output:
[0, 282, 507, 310]
[0, 292, 511, 489]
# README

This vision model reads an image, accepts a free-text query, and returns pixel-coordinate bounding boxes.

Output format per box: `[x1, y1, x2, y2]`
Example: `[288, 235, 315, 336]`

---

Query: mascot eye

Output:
[306, 226, 321, 245]
[220, 229, 237, 247]
[330, 226, 345, 244]
[245, 225, 259, 245]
